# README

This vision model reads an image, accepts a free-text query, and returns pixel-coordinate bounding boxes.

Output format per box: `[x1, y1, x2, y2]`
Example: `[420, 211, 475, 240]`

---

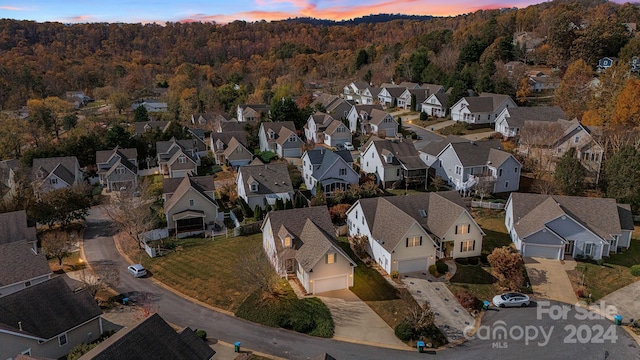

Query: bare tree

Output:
[472, 176, 496, 204]
[41, 230, 74, 266]
[532, 179, 556, 195]
[103, 182, 157, 249]
[430, 176, 447, 191]
[518, 120, 565, 179]
[406, 301, 435, 332]
[236, 249, 282, 298]
[80, 262, 121, 298]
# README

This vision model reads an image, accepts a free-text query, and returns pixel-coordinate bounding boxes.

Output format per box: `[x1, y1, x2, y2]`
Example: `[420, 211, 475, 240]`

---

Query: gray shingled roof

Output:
[502, 106, 566, 129]
[96, 147, 138, 164]
[0, 159, 19, 187]
[84, 314, 215, 360]
[368, 108, 393, 126]
[32, 156, 79, 185]
[0, 277, 101, 340]
[163, 176, 217, 212]
[0, 210, 37, 245]
[463, 93, 513, 113]
[306, 149, 354, 180]
[222, 137, 250, 158]
[324, 119, 347, 136]
[0, 240, 51, 287]
[134, 121, 170, 135]
[261, 121, 297, 144]
[211, 132, 248, 151]
[239, 163, 293, 197]
[617, 204, 635, 231]
[448, 140, 508, 167]
[418, 135, 465, 156]
[368, 138, 424, 168]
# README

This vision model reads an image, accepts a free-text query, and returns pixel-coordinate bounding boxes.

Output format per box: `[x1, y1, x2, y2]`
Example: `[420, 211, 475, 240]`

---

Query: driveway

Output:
[401, 274, 475, 342]
[600, 281, 640, 320]
[524, 257, 579, 304]
[402, 123, 443, 150]
[317, 289, 408, 349]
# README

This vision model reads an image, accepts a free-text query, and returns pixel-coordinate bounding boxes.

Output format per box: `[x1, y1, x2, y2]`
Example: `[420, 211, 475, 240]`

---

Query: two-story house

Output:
[0, 159, 20, 200]
[360, 137, 427, 189]
[133, 120, 171, 138]
[360, 108, 398, 137]
[96, 147, 138, 192]
[421, 92, 450, 118]
[237, 163, 294, 210]
[359, 86, 381, 106]
[505, 193, 634, 260]
[209, 132, 252, 168]
[345, 104, 384, 134]
[262, 206, 355, 294]
[342, 81, 370, 103]
[237, 104, 270, 122]
[450, 93, 517, 125]
[346, 191, 484, 274]
[163, 176, 218, 238]
[378, 86, 410, 108]
[409, 84, 444, 112]
[421, 137, 521, 194]
[156, 138, 205, 178]
[304, 113, 352, 148]
[31, 156, 83, 195]
[258, 121, 303, 158]
[494, 106, 566, 138]
[302, 149, 359, 196]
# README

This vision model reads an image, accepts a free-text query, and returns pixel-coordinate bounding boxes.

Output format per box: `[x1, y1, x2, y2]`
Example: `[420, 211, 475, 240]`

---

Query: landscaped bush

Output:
[195, 329, 207, 340]
[393, 321, 448, 347]
[419, 112, 428, 120]
[456, 290, 481, 311]
[436, 260, 449, 275]
[630, 265, 640, 277]
[394, 321, 413, 341]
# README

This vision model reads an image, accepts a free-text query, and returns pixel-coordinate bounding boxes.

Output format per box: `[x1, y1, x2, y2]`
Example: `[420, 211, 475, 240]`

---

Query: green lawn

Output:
[384, 188, 428, 197]
[472, 209, 513, 256]
[141, 234, 263, 311]
[448, 265, 498, 303]
[437, 123, 494, 136]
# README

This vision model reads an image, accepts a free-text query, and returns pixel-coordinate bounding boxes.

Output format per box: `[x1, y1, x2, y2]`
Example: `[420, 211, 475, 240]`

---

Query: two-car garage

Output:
[312, 274, 349, 294]
[397, 257, 430, 274]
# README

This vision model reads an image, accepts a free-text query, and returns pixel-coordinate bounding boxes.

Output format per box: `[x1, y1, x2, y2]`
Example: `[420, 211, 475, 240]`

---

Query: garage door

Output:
[172, 170, 187, 178]
[398, 258, 428, 274]
[523, 244, 562, 259]
[314, 275, 348, 294]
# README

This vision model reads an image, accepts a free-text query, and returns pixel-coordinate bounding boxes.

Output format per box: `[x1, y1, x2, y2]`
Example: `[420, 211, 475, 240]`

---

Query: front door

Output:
[444, 241, 454, 258]
[564, 240, 575, 256]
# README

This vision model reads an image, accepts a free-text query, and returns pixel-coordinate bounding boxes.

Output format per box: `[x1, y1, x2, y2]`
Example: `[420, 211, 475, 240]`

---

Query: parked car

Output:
[128, 264, 147, 278]
[343, 142, 355, 151]
[492, 292, 530, 308]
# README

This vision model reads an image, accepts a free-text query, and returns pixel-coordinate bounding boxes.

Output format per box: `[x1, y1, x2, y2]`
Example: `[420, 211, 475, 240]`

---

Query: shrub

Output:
[435, 261, 449, 275]
[575, 287, 587, 298]
[390, 270, 399, 279]
[456, 290, 482, 311]
[419, 112, 428, 120]
[195, 329, 207, 340]
[630, 265, 640, 277]
[428, 264, 439, 277]
[394, 321, 414, 341]
[487, 246, 526, 291]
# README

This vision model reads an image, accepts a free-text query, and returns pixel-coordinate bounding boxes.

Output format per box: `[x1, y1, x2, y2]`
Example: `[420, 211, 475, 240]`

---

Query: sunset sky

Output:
[0, 0, 630, 24]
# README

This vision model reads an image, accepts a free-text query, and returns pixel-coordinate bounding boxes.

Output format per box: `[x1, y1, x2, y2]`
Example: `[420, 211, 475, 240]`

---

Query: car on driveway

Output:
[343, 142, 355, 151]
[492, 292, 530, 308]
[128, 264, 147, 278]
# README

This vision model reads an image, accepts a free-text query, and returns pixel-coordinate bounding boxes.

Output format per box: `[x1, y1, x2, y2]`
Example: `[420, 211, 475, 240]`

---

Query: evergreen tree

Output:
[605, 146, 640, 211]
[554, 147, 586, 196]
[133, 105, 149, 122]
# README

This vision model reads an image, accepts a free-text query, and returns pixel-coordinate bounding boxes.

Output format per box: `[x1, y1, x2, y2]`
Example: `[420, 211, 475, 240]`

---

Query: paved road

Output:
[83, 208, 640, 360]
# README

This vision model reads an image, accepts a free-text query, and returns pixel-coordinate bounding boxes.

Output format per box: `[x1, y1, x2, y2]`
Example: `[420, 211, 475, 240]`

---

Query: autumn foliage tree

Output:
[555, 59, 593, 120]
[41, 230, 74, 266]
[612, 78, 640, 126]
[487, 246, 527, 291]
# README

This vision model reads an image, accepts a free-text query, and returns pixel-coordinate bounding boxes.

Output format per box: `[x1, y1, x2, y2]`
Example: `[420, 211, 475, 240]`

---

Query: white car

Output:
[128, 264, 147, 278]
[492, 292, 530, 308]
[343, 142, 355, 151]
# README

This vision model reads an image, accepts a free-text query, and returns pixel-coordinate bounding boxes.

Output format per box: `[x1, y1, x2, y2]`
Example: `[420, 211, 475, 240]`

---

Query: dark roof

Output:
[163, 176, 217, 211]
[448, 140, 510, 167]
[0, 240, 51, 287]
[385, 87, 407, 98]
[32, 156, 78, 185]
[261, 121, 297, 140]
[617, 204, 635, 231]
[210, 132, 248, 151]
[368, 108, 394, 126]
[501, 106, 566, 128]
[463, 93, 513, 113]
[366, 138, 424, 168]
[96, 147, 138, 164]
[0, 210, 37, 245]
[240, 104, 270, 112]
[134, 121, 170, 135]
[0, 159, 19, 187]
[83, 314, 215, 360]
[419, 135, 466, 156]
[238, 163, 293, 196]
[0, 277, 101, 340]
[304, 149, 354, 180]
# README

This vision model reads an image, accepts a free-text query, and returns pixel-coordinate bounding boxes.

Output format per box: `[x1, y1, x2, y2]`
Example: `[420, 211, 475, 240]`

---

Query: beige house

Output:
[262, 207, 355, 294]
[163, 176, 218, 238]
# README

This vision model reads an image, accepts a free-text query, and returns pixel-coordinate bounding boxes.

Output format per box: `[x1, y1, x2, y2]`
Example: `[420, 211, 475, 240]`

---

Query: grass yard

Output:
[472, 209, 513, 255]
[437, 123, 494, 136]
[384, 187, 428, 197]
[567, 235, 640, 300]
[141, 234, 263, 311]
[48, 251, 87, 273]
[448, 265, 498, 303]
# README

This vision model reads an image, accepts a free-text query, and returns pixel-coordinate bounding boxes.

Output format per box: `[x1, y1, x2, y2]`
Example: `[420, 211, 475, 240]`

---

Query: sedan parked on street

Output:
[492, 292, 530, 308]
[128, 264, 147, 278]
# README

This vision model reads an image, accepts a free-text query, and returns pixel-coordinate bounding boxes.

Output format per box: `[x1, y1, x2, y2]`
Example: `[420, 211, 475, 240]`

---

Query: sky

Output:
[0, 0, 630, 24]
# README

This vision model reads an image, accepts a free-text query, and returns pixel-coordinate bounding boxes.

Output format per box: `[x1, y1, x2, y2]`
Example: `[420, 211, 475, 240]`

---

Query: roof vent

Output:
[18, 321, 22, 331]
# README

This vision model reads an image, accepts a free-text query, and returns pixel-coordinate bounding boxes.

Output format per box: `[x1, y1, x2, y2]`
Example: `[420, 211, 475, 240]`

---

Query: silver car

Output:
[128, 264, 147, 278]
[492, 292, 530, 308]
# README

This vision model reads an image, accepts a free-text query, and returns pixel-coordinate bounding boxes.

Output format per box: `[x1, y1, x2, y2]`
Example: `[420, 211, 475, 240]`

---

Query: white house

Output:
[360, 137, 427, 189]
[345, 104, 383, 134]
[237, 163, 294, 210]
[361, 108, 397, 137]
[421, 92, 450, 118]
[450, 93, 517, 125]
[505, 193, 634, 260]
[258, 121, 303, 158]
[302, 149, 359, 196]
[494, 106, 565, 138]
[237, 104, 270, 122]
[31, 156, 83, 195]
[262, 206, 355, 294]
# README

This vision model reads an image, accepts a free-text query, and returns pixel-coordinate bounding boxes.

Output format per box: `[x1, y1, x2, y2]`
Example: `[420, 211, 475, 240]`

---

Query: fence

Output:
[141, 228, 169, 241]
[470, 201, 505, 210]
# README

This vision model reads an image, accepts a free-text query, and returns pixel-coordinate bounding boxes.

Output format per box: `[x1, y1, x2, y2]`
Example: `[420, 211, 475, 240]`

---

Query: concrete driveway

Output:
[317, 289, 408, 349]
[524, 257, 578, 305]
[600, 281, 640, 320]
[401, 275, 475, 342]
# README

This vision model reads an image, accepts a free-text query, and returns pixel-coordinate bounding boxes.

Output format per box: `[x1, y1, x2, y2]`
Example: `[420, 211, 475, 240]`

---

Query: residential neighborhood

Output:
[1, 3, 640, 359]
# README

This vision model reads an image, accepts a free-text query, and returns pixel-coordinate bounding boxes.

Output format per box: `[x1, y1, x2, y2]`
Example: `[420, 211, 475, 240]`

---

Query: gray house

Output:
[209, 132, 252, 167]
[96, 147, 138, 191]
[237, 163, 294, 210]
[360, 137, 427, 189]
[0, 240, 52, 298]
[301, 149, 359, 196]
[0, 277, 103, 360]
[361, 108, 398, 137]
[505, 193, 634, 260]
[156, 138, 207, 178]
[258, 121, 303, 158]
[494, 106, 566, 138]
[31, 156, 83, 194]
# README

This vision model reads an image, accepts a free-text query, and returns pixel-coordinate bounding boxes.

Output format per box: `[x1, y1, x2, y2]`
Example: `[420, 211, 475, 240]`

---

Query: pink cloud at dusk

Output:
[0, 6, 25, 11]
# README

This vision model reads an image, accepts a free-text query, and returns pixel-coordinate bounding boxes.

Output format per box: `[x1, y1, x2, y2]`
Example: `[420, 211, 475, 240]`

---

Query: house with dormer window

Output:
[258, 121, 303, 158]
[360, 137, 427, 189]
[96, 147, 138, 191]
[262, 206, 355, 294]
[237, 104, 270, 122]
[302, 149, 358, 196]
[156, 137, 207, 178]
[304, 113, 352, 148]
[360, 108, 397, 137]
[237, 163, 294, 210]
[209, 132, 252, 168]
[31, 156, 83, 195]
[346, 191, 484, 274]
[450, 93, 517, 125]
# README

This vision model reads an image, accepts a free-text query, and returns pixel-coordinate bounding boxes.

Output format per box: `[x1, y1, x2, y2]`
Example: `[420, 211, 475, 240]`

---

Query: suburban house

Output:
[209, 132, 252, 168]
[237, 104, 270, 122]
[346, 191, 484, 274]
[96, 147, 138, 192]
[163, 176, 218, 238]
[597, 57, 617, 72]
[312, 93, 354, 122]
[378, 86, 410, 108]
[345, 104, 383, 134]
[190, 113, 216, 127]
[156, 137, 207, 178]
[450, 93, 517, 125]
[302, 149, 359, 196]
[304, 113, 351, 148]
[80, 314, 215, 360]
[31, 156, 83, 194]
[0, 277, 103, 360]
[529, 75, 561, 92]
[505, 193, 634, 260]
[133, 120, 171, 138]
[132, 99, 168, 112]
[0, 240, 52, 298]
[258, 121, 303, 158]
[421, 92, 450, 118]
[262, 206, 355, 294]
[360, 108, 398, 137]
[360, 137, 427, 189]
[517, 118, 604, 175]
[420, 137, 521, 193]
[494, 106, 566, 138]
[410, 84, 445, 112]
[359, 86, 381, 106]
[342, 81, 370, 103]
[0, 159, 19, 200]
[237, 163, 294, 210]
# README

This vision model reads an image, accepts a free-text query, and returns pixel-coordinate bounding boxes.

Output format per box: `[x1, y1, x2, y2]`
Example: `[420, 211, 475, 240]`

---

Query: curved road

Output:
[83, 208, 639, 360]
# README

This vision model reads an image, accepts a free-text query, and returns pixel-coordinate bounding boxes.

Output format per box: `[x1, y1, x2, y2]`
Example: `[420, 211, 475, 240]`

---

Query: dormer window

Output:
[37, 170, 44, 179]
[268, 130, 275, 139]
[284, 235, 291, 248]
[289, 135, 297, 142]
[178, 156, 186, 164]
[217, 140, 224, 150]
[116, 167, 125, 174]
[385, 154, 393, 163]
[250, 183, 258, 192]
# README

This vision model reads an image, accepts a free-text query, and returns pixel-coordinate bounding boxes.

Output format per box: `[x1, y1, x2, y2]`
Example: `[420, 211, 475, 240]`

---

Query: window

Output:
[574, 136, 580, 143]
[250, 183, 258, 192]
[355, 211, 358, 219]
[284, 236, 291, 248]
[326, 253, 336, 264]
[455, 224, 471, 234]
[178, 156, 186, 164]
[406, 236, 421, 247]
[361, 217, 364, 225]
[461, 240, 475, 252]
[237, 147, 243, 153]
[505, 181, 509, 188]
[289, 135, 297, 142]
[419, 209, 427, 217]
[50, 178, 58, 185]
[371, 152, 374, 159]
[339, 168, 347, 176]
[455, 166, 462, 175]
[217, 141, 224, 150]
[189, 199, 195, 206]
[498, 168, 503, 177]
[584, 243, 594, 256]
[59, 333, 68, 346]
[269, 131, 275, 139]
[337, 126, 345, 133]
[396, 168, 400, 176]
[514, 167, 518, 173]
[116, 167, 125, 174]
